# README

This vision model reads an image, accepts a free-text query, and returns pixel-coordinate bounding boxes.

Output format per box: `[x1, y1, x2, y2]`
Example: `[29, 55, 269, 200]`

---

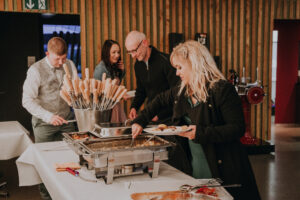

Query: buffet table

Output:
[16, 141, 233, 200]
[0, 121, 32, 160]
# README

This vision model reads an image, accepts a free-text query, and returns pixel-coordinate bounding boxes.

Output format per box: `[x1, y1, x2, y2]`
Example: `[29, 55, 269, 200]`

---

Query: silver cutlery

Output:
[179, 183, 241, 193]
[130, 137, 135, 147]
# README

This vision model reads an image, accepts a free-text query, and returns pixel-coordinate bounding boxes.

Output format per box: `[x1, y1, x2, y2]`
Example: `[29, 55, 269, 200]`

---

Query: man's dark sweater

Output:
[131, 46, 180, 122]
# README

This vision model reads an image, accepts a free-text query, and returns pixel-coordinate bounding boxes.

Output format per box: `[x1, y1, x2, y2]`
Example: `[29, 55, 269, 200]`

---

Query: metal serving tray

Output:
[62, 131, 100, 154]
[63, 131, 99, 142]
[91, 122, 131, 138]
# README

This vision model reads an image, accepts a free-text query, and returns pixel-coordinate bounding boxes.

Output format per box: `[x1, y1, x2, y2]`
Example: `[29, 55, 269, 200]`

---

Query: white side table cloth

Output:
[0, 121, 32, 160]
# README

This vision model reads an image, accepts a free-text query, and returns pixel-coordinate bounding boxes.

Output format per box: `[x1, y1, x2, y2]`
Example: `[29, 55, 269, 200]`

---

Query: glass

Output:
[126, 40, 143, 54]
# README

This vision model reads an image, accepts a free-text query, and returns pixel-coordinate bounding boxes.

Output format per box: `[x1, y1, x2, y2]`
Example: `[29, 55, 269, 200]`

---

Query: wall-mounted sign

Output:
[24, 0, 47, 10]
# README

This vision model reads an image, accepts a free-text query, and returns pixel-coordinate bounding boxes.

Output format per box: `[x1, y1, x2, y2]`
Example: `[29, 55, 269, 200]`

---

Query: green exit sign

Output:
[24, 0, 47, 10]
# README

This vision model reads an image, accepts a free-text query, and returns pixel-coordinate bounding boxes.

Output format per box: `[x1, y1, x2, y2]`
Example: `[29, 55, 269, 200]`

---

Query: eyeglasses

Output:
[126, 40, 143, 54]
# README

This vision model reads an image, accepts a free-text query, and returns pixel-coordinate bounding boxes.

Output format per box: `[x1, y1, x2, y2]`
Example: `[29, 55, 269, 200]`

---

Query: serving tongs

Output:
[129, 137, 135, 147]
[142, 135, 155, 145]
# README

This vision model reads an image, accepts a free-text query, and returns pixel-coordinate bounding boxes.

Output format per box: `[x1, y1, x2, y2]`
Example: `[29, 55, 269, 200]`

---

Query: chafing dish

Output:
[64, 134, 175, 184]
[92, 122, 131, 138]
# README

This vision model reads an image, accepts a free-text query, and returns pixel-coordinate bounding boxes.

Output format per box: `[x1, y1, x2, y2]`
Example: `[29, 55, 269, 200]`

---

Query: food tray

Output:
[63, 131, 99, 142]
[81, 135, 172, 153]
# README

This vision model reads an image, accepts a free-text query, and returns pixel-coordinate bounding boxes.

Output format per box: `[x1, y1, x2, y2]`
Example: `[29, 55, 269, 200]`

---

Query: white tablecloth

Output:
[16, 141, 233, 200]
[0, 121, 32, 160]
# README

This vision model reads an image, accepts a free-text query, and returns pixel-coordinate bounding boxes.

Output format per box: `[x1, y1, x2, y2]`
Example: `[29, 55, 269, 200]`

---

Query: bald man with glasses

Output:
[125, 31, 180, 124]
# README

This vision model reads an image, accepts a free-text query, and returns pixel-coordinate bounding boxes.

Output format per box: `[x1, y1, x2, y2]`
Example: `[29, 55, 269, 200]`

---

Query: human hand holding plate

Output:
[178, 125, 196, 140]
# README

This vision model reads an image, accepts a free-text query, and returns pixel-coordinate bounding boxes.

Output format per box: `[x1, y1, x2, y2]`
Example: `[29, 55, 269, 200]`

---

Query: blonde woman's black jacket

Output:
[131, 46, 180, 122]
[133, 80, 261, 200]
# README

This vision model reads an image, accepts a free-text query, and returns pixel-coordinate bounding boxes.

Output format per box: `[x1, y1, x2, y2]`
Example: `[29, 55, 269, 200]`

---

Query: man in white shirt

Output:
[22, 37, 77, 200]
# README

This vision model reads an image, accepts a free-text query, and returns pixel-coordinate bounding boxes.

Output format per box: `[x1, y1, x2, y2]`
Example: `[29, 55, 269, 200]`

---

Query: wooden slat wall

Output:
[1, 0, 300, 140]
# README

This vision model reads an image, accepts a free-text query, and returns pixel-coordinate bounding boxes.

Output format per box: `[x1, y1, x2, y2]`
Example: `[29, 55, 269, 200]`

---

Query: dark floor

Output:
[0, 123, 299, 200]
[249, 124, 300, 200]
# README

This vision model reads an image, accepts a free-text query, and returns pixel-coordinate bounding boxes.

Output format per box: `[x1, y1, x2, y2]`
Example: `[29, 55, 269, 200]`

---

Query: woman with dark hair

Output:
[94, 39, 126, 123]
[94, 40, 125, 82]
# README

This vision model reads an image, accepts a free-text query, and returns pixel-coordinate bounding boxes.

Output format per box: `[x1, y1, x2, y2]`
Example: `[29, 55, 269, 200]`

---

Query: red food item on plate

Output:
[195, 186, 217, 197]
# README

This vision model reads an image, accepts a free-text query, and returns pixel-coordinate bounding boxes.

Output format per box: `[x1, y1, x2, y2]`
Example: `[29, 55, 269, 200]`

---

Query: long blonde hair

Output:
[170, 40, 225, 103]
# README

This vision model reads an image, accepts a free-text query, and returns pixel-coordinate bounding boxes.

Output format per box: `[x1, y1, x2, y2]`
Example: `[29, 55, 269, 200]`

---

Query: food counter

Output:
[16, 141, 233, 200]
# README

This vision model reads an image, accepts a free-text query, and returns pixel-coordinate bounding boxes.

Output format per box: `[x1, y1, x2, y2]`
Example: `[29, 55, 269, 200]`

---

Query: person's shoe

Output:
[0, 182, 6, 189]
[0, 190, 9, 198]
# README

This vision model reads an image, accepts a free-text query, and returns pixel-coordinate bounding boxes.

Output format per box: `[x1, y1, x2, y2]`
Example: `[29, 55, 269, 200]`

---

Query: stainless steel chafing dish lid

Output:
[78, 135, 175, 153]
[92, 123, 131, 138]
[96, 122, 130, 128]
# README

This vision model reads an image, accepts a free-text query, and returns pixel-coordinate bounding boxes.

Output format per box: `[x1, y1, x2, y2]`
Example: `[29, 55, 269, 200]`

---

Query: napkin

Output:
[55, 162, 81, 172]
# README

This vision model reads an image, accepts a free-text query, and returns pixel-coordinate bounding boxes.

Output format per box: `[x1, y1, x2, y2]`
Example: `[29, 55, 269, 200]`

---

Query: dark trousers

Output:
[32, 113, 75, 200]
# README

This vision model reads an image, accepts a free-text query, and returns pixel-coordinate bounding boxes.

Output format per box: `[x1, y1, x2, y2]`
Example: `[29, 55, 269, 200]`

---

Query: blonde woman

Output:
[131, 40, 260, 200]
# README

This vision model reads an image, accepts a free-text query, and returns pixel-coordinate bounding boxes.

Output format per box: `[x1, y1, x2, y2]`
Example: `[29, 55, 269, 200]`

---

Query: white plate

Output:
[143, 126, 190, 135]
